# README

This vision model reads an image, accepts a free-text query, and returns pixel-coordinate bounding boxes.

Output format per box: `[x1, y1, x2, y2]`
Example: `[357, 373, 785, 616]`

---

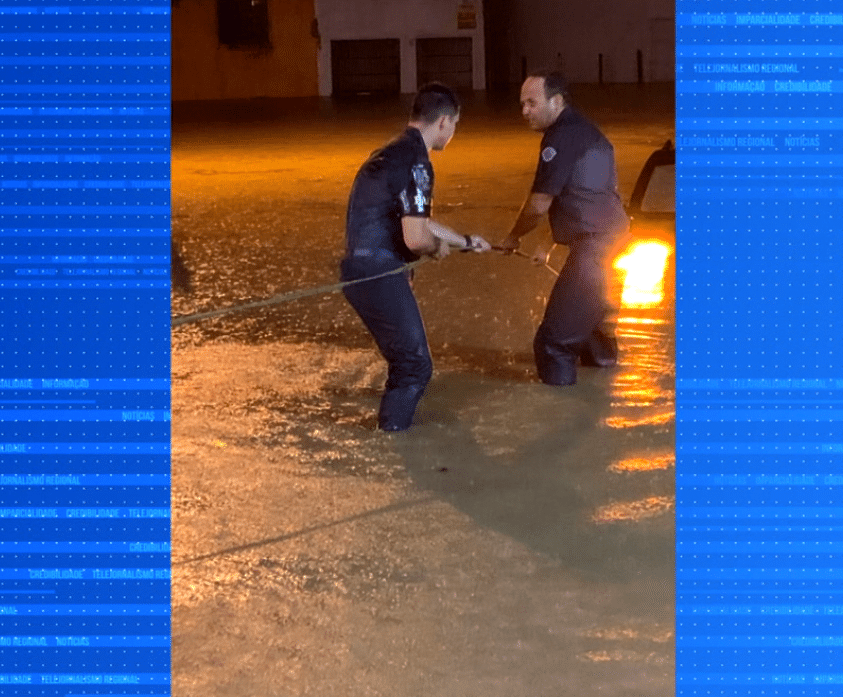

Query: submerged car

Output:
[608, 140, 675, 311]
[626, 140, 675, 242]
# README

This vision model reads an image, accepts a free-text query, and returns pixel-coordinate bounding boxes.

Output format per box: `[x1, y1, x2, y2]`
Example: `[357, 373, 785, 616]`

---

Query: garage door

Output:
[331, 39, 401, 96]
[416, 37, 473, 90]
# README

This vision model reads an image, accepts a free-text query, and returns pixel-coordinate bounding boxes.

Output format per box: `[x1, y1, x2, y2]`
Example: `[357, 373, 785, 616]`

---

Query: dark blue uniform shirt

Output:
[343, 127, 433, 275]
[532, 107, 628, 244]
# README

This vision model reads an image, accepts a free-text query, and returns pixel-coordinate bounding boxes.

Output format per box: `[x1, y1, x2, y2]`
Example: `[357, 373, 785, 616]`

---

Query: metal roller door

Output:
[331, 39, 401, 96]
[416, 37, 473, 90]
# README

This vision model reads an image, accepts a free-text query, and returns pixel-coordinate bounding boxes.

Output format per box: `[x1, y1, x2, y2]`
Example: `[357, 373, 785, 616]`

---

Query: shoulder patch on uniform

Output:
[541, 146, 557, 162]
[411, 163, 431, 191]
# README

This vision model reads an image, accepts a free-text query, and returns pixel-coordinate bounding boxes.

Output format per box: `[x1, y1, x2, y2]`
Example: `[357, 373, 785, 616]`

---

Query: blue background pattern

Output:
[678, 1, 843, 694]
[0, 1, 171, 692]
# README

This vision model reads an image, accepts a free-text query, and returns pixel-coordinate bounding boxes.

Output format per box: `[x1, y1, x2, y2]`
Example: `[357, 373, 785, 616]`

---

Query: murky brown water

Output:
[171, 84, 675, 697]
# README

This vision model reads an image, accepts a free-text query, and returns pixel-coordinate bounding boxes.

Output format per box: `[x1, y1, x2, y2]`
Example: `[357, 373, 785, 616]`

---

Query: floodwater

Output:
[170, 84, 675, 697]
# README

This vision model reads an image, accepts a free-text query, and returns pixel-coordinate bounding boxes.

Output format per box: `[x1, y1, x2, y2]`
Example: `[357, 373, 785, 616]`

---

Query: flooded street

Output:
[170, 84, 675, 696]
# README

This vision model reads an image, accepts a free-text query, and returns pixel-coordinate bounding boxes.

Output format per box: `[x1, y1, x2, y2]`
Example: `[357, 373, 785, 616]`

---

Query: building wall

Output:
[170, 0, 671, 101]
[313, 0, 485, 95]
[509, 0, 674, 84]
[172, 0, 319, 101]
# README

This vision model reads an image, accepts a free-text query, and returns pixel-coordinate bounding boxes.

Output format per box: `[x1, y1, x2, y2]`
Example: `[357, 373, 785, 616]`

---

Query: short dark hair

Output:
[528, 70, 570, 102]
[411, 82, 460, 123]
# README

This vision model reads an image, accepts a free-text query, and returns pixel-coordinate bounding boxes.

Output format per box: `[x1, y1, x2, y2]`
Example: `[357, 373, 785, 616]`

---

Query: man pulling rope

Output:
[340, 82, 491, 432]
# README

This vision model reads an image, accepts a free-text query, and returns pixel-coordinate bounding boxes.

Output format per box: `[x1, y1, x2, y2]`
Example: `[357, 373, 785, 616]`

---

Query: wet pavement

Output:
[170, 83, 675, 696]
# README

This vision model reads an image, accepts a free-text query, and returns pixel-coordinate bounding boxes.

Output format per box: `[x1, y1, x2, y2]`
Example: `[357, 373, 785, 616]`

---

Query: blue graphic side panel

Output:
[677, 3, 843, 695]
[0, 2, 171, 693]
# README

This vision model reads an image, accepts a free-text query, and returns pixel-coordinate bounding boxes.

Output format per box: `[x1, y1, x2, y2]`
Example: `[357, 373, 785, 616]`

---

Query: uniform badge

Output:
[541, 146, 557, 162]
[412, 164, 431, 191]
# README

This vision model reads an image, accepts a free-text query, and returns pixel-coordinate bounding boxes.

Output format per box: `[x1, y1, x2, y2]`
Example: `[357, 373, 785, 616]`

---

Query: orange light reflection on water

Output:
[603, 410, 674, 429]
[613, 240, 671, 308]
[608, 453, 675, 474]
[591, 495, 675, 524]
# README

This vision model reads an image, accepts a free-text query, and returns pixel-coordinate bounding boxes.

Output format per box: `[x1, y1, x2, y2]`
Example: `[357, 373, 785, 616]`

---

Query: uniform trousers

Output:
[533, 234, 617, 385]
[341, 261, 433, 431]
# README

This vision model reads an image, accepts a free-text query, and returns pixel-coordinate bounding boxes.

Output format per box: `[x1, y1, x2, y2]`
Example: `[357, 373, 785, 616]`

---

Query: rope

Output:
[492, 246, 560, 277]
[171, 246, 557, 328]
[171, 257, 428, 327]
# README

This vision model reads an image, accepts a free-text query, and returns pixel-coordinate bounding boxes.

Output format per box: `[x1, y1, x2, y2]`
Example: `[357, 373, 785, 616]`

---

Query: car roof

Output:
[628, 140, 675, 213]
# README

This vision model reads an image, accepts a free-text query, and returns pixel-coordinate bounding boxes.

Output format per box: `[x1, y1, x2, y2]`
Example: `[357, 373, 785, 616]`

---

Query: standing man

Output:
[499, 71, 629, 386]
[341, 82, 490, 432]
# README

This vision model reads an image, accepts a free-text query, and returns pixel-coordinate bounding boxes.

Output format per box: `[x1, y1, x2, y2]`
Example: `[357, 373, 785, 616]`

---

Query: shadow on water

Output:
[381, 243, 674, 587]
[384, 370, 674, 586]
[432, 344, 537, 383]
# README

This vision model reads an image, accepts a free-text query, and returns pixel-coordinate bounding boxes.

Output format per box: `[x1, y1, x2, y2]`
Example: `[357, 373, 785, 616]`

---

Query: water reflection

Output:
[619, 317, 669, 327]
[591, 495, 675, 524]
[603, 411, 674, 430]
[605, 236, 674, 420]
[593, 234, 675, 523]
[608, 453, 674, 474]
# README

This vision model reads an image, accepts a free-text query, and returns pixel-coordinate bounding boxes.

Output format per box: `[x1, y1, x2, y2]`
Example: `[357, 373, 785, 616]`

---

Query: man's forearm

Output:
[508, 205, 544, 241]
[402, 215, 442, 254]
[506, 193, 552, 242]
[403, 216, 484, 257]
[426, 219, 471, 248]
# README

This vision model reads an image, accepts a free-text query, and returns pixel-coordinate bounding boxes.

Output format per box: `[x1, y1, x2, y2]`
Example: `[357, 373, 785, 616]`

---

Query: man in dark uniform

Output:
[341, 82, 491, 431]
[499, 71, 629, 386]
